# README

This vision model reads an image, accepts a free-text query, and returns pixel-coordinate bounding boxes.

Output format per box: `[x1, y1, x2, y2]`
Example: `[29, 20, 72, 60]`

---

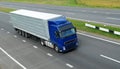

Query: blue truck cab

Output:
[48, 17, 78, 52]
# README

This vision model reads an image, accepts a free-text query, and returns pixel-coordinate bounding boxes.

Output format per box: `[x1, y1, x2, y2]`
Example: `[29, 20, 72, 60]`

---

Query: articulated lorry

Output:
[10, 9, 78, 52]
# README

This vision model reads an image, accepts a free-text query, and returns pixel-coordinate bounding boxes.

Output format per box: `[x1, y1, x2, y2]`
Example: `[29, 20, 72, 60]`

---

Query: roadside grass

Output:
[76, 0, 120, 8]
[0, 0, 120, 8]
[68, 19, 120, 39]
[0, 0, 69, 6]
[0, 7, 15, 13]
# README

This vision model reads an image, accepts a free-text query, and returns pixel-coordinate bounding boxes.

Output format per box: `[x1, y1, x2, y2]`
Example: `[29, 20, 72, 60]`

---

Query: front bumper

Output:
[62, 44, 78, 52]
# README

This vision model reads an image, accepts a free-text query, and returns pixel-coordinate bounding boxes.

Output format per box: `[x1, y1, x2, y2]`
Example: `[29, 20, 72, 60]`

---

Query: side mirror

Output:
[74, 27, 77, 32]
[55, 31, 60, 38]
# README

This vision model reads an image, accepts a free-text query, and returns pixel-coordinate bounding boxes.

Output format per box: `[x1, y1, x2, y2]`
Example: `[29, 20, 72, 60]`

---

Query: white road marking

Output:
[14, 35, 17, 38]
[106, 17, 120, 21]
[22, 40, 26, 42]
[77, 32, 120, 45]
[0, 47, 27, 69]
[33, 46, 38, 48]
[100, 54, 120, 64]
[47, 53, 53, 57]
[1, 28, 4, 30]
[7, 31, 10, 34]
[66, 63, 74, 68]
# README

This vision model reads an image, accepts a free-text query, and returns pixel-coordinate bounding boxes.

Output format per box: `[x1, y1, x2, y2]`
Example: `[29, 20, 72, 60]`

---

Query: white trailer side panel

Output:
[10, 14, 50, 40]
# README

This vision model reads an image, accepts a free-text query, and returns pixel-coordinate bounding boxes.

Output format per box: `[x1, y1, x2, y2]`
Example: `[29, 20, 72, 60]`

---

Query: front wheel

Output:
[54, 45, 60, 53]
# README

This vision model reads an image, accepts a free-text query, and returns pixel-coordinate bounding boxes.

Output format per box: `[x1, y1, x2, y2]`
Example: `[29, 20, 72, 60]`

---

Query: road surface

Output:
[0, 2, 120, 26]
[0, 11, 120, 69]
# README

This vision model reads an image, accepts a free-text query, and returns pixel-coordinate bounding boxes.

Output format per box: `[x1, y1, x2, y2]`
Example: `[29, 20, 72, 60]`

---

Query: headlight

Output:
[63, 46, 66, 50]
[76, 42, 78, 46]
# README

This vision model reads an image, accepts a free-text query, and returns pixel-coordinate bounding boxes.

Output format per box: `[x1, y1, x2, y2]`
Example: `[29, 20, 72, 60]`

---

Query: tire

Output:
[22, 32, 25, 37]
[24, 32, 27, 38]
[18, 29, 20, 34]
[54, 45, 60, 53]
[27, 34, 30, 38]
[14, 28, 17, 31]
[40, 40, 45, 46]
[20, 30, 22, 35]
[21, 31, 23, 36]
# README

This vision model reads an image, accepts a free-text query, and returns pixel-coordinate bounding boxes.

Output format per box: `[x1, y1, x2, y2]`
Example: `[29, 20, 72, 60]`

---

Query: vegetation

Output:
[76, 0, 120, 8]
[0, 0, 120, 8]
[0, 7, 15, 13]
[68, 19, 120, 39]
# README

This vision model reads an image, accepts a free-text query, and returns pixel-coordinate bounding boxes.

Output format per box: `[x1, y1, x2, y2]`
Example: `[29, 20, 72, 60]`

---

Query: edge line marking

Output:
[0, 47, 27, 69]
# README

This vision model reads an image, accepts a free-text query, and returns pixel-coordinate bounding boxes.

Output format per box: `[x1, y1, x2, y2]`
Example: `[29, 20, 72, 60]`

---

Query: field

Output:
[0, 0, 120, 8]
[77, 0, 120, 8]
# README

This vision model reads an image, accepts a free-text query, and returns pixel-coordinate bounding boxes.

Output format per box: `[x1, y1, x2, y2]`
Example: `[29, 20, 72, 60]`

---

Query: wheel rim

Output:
[41, 41, 44, 45]
[55, 46, 58, 52]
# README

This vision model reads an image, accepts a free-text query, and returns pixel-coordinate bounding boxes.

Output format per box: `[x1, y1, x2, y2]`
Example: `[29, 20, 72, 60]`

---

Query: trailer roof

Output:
[10, 9, 62, 20]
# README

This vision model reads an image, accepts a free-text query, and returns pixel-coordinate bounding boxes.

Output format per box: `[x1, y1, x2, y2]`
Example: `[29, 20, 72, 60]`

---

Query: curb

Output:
[85, 23, 120, 36]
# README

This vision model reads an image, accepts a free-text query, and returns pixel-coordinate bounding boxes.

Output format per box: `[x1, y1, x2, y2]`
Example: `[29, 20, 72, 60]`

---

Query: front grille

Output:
[64, 38, 76, 45]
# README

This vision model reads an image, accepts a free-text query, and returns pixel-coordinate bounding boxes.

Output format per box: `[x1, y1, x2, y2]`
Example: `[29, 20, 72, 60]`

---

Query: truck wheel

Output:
[18, 29, 20, 34]
[14, 28, 17, 31]
[24, 32, 27, 37]
[40, 40, 45, 46]
[54, 45, 60, 53]
[22, 31, 25, 37]
[27, 34, 31, 38]
[20, 30, 22, 35]
[25, 33, 29, 38]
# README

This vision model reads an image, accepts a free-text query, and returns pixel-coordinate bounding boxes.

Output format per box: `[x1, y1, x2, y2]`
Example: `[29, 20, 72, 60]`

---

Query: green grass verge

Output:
[68, 19, 120, 39]
[0, 7, 15, 13]
[0, 0, 120, 9]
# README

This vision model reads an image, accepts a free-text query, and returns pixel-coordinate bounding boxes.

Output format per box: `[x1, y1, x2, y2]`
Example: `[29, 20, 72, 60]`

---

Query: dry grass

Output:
[77, 0, 120, 8]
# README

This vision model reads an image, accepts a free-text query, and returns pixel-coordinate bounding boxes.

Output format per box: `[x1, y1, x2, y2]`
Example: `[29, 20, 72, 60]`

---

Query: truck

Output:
[10, 9, 78, 52]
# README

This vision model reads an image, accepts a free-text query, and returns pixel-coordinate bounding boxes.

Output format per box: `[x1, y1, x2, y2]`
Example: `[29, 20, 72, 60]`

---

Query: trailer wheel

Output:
[20, 30, 22, 35]
[18, 29, 20, 34]
[22, 31, 25, 37]
[23, 31, 25, 37]
[40, 40, 45, 46]
[14, 28, 17, 31]
[54, 45, 60, 53]
[27, 34, 30, 38]
[24, 32, 28, 38]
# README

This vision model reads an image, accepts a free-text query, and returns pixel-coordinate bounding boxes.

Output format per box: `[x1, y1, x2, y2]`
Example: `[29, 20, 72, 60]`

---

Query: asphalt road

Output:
[0, 2, 120, 26]
[0, 11, 120, 69]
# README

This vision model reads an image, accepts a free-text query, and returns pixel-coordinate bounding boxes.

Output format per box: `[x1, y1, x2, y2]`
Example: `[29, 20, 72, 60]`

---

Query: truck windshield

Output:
[60, 28, 76, 38]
